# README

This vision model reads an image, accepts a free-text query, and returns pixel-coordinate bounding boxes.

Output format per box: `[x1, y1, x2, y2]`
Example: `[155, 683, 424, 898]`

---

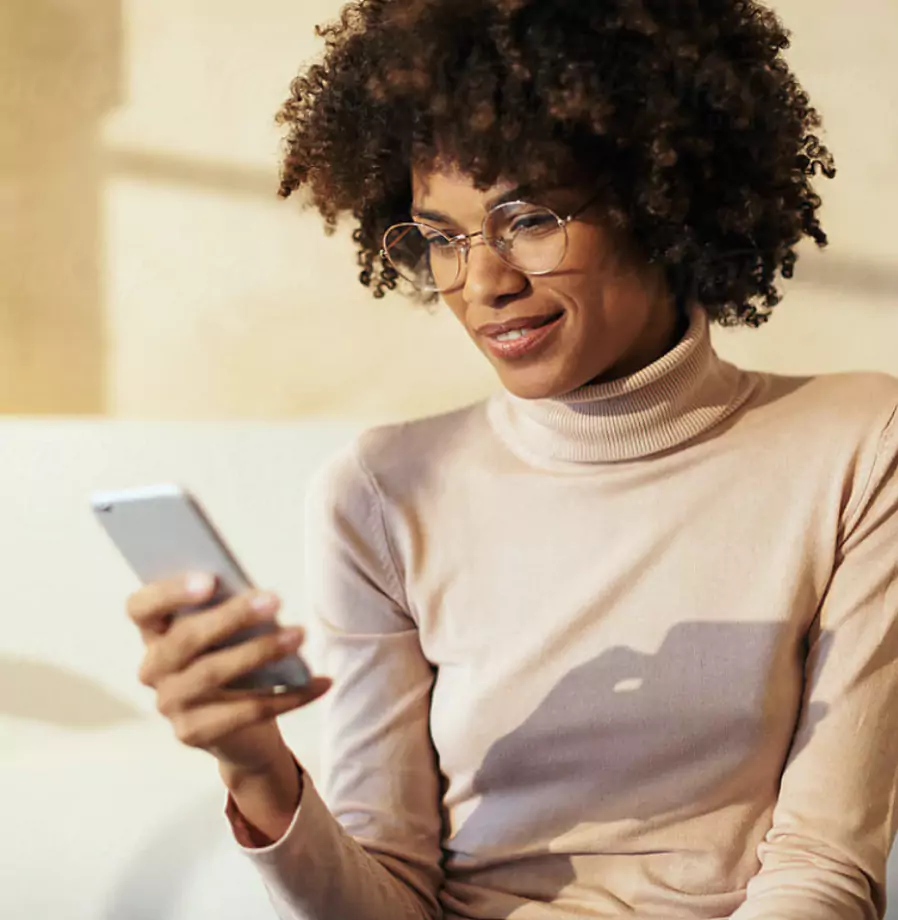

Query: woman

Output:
[127, 1, 898, 917]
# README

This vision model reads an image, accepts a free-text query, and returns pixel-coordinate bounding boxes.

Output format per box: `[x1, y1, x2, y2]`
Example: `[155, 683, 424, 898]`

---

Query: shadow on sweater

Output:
[445, 620, 830, 914]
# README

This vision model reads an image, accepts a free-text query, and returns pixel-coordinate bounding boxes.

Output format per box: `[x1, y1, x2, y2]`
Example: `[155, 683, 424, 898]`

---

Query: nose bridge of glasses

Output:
[464, 224, 514, 257]
[461, 228, 513, 270]
[454, 228, 485, 251]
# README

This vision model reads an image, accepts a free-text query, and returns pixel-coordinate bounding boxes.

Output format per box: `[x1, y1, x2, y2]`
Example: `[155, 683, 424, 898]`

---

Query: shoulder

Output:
[795, 370, 898, 416]
[746, 370, 898, 523]
[306, 400, 489, 510]
[356, 401, 491, 478]
[751, 369, 898, 448]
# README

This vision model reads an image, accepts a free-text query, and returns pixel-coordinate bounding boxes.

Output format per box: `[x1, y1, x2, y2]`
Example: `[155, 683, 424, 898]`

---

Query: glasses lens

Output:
[485, 203, 567, 274]
[383, 223, 461, 293]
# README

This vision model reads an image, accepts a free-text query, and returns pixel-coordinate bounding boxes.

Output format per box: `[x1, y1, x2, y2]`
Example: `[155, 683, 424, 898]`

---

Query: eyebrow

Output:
[411, 185, 535, 225]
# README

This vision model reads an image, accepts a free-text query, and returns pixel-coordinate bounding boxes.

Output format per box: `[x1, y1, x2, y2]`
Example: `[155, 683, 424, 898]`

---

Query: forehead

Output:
[411, 163, 520, 207]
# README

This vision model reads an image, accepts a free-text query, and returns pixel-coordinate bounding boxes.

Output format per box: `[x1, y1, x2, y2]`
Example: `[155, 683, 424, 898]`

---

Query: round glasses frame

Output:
[381, 192, 601, 294]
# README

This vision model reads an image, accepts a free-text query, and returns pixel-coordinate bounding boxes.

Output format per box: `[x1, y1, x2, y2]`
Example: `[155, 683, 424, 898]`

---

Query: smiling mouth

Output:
[481, 311, 566, 360]
[480, 311, 565, 341]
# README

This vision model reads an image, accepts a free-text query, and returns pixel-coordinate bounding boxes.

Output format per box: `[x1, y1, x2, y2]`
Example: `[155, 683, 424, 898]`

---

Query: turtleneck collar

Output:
[486, 305, 759, 467]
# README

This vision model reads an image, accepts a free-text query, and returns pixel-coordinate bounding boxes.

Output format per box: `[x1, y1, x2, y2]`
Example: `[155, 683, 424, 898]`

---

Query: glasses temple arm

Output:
[565, 190, 605, 222]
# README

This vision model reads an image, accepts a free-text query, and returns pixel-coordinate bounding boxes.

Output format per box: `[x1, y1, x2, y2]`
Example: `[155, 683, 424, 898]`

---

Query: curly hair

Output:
[275, 0, 836, 327]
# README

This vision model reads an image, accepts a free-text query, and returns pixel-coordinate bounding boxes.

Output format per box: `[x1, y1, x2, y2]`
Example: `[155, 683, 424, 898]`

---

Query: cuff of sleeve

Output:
[225, 762, 306, 853]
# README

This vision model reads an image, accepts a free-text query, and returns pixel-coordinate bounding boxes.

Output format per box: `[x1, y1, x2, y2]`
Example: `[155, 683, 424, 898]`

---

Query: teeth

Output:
[492, 314, 562, 344]
[495, 329, 531, 342]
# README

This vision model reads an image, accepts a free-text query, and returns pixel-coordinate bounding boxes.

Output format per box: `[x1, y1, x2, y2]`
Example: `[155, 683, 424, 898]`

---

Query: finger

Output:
[155, 627, 308, 709]
[140, 590, 282, 686]
[127, 573, 218, 640]
[169, 678, 333, 749]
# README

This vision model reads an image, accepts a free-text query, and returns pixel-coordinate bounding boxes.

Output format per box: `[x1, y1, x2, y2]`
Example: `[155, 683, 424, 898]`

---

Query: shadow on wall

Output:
[0, 655, 141, 728]
[0, 1, 122, 414]
[443, 621, 830, 917]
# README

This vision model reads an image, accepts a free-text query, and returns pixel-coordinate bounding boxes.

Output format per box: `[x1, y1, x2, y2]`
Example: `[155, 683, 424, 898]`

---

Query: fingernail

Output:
[251, 592, 280, 615]
[186, 573, 214, 597]
[278, 627, 305, 648]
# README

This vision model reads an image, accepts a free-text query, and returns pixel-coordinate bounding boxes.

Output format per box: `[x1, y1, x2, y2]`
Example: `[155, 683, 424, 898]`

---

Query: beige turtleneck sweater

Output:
[233, 307, 898, 919]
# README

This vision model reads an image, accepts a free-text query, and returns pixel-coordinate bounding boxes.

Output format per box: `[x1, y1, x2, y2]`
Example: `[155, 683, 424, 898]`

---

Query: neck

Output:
[584, 301, 691, 388]
[487, 304, 760, 467]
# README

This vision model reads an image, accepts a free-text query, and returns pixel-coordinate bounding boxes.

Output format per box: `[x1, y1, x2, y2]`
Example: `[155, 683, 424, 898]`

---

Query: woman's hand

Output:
[127, 573, 331, 776]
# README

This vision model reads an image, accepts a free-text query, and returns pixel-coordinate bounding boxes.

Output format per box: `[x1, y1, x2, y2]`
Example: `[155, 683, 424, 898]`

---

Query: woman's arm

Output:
[732, 404, 898, 920]
[226, 439, 445, 920]
[220, 745, 303, 847]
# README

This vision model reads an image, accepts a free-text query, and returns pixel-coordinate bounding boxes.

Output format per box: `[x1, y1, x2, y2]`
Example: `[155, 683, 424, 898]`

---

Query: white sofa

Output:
[2, 419, 896, 919]
[0, 418, 365, 920]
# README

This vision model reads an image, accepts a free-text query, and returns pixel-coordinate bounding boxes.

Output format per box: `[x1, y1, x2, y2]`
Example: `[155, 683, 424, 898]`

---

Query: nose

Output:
[462, 238, 528, 309]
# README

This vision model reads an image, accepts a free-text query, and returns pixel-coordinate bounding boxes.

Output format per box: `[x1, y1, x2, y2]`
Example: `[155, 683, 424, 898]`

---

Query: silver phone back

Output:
[92, 484, 252, 595]
[92, 484, 310, 691]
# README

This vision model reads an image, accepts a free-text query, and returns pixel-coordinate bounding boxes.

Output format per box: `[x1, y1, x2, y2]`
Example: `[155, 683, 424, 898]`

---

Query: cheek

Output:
[550, 234, 651, 321]
[564, 222, 636, 284]
[532, 267, 607, 323]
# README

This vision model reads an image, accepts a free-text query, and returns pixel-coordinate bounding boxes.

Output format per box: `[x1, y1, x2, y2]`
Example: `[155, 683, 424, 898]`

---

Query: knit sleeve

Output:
[233, 438, 445, 920]
[731, 404, 898, 920]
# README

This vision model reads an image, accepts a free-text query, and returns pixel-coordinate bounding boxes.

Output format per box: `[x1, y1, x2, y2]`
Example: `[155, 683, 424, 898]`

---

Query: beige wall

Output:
[2, 0, 896, 420]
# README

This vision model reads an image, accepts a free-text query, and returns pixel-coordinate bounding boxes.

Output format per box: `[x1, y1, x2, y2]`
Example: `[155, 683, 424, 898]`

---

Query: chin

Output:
[494, 365, 581, 401]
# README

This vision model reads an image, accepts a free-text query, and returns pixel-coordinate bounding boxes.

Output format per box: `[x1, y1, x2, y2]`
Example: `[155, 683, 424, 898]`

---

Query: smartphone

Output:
[91, 483, 311, 693]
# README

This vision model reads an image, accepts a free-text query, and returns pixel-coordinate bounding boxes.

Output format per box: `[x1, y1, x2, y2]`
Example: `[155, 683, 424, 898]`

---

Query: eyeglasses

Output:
[381, 192, 600, 294]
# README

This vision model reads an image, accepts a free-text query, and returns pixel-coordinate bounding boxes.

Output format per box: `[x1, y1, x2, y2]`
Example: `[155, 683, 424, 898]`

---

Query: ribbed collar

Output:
[486, 305, 759, 467]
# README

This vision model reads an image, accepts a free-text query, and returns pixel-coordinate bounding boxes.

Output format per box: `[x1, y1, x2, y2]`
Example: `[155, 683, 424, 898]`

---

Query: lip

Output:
[480, 312, 566, 361]
[476, 312, 565, 337]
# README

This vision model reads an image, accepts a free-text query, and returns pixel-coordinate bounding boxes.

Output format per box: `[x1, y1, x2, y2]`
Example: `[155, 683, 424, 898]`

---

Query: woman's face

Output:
[411, 165, 684, 399]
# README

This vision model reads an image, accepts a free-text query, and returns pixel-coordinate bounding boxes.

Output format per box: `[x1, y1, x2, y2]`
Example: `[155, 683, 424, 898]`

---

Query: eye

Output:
[510, 211, 559, 236]
[423, 232, 454, 248]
